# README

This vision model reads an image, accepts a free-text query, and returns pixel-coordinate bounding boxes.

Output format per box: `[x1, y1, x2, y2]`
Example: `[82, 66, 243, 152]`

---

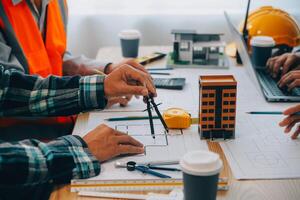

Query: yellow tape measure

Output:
[163, 108, 198, 129]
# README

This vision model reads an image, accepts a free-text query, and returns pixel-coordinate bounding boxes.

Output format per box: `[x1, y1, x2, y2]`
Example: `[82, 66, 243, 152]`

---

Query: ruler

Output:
[71, 178, 229, 192]
[78, 191, 175, 200]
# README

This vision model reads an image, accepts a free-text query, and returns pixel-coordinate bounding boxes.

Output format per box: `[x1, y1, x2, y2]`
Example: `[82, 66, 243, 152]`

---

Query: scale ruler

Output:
[71, 178, 229, 192]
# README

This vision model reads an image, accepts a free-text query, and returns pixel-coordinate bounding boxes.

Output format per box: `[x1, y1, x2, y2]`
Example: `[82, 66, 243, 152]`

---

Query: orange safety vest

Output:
[0, 0, 75, 131]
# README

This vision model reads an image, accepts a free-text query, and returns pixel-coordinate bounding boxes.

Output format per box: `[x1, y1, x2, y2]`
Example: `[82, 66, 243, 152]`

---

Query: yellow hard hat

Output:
[240, 6, 300, 48]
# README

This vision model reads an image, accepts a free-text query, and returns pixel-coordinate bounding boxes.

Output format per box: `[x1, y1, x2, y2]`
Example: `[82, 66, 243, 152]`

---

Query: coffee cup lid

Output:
[250, 36, 275, 47]
[119, 30, 141, 40]
[180, 150, 223, 176]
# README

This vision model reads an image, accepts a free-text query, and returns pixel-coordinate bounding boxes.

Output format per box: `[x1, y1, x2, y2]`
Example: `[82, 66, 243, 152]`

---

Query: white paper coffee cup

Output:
[250, 36, 275, 48]
[119, 29, 141, 40]
[180, 150, 223, 200]
[119, 30, 141, 58]
[250, 36, 276, 67]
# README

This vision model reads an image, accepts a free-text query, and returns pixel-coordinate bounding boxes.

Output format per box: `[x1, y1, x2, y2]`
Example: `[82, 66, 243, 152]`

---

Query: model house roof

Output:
[199, 75, 237, 86]
[171, 29, 197, 35]
[171, 29, 222, 42]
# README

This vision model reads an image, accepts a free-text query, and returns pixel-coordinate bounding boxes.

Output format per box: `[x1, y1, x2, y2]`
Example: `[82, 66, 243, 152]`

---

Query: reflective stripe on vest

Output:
[0, 0, 67, 77]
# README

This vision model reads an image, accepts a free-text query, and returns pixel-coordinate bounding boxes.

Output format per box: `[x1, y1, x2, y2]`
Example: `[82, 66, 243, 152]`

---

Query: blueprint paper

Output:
[221, 114, 300, 179]
[73, 111, 208, 182]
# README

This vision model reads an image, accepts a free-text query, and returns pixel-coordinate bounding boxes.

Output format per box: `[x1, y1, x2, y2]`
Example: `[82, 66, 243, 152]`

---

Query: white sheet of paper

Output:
[217, 67, 300, 180]
[73, 111, 208, 182]
[221, 112, 300, 180]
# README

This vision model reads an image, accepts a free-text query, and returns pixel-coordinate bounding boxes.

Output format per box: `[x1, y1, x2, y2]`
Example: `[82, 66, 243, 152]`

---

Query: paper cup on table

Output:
[180, 150, 223, 200]
[119, 29, 141, 58]
[250, 36, 275, 67]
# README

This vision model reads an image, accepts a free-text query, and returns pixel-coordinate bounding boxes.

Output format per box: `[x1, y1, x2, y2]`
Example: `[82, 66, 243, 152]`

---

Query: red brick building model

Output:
[199, 75, 237, 139]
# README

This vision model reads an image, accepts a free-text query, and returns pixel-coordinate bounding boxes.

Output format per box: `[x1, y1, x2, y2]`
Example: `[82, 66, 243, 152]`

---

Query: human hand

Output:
[106, 96, 133, 108]
[279, 104, 300, 139]
[103, 60, 146, 107]
[277, 70, 300, 91]
[83, 124, 144, 162]
[104, 65, 156, 98]
[105, 59, 148, 75]
[267, 53, 300, 78]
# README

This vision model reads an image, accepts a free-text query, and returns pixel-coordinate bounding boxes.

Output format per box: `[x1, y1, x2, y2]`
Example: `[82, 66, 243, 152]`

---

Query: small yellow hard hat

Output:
[240, 6, 300, 48]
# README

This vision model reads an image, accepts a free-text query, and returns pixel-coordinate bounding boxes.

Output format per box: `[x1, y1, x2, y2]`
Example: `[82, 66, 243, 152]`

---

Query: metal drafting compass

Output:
[144, 96, 169, 139]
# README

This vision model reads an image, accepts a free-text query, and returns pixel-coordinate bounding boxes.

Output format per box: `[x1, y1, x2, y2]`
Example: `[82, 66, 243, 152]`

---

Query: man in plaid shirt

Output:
[0, 64, 155, 199]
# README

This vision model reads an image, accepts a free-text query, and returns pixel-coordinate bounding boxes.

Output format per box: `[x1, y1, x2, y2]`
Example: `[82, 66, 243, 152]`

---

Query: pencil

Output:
[147, 68, 173, 71]
[150, 72, 171, 75]
[105, 116, 160, 122]
[246, 111, 300, 115]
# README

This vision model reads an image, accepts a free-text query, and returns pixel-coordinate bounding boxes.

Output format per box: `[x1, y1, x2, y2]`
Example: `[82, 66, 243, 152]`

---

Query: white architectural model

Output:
[168, 29, 228, 69]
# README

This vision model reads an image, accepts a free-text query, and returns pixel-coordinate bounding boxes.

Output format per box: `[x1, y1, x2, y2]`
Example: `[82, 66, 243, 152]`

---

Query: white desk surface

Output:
[67, 46, 300, 200]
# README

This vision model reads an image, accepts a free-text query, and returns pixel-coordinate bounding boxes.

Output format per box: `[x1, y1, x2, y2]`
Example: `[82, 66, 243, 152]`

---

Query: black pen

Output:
[150, 72, 171, 75]
[147, 165, 181, 172]
[147, 67, 173, 71]
[247, 111, 300, 115]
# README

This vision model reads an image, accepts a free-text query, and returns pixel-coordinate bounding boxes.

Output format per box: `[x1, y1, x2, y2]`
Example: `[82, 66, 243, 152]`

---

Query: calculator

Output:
[153, 78, 186, 90]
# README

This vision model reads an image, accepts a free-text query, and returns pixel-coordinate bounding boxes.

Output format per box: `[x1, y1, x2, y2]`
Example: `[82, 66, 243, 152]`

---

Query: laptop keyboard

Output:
[293, 87, 300, 96]
[256, 70, 291, 96]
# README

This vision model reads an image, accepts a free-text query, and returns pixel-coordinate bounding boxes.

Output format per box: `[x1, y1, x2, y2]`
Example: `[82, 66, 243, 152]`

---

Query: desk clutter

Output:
[72, 74, 233, 198]
[72, 72, 234, 199]
[72, 7, 300, 199]
[72, 110, 229, 199]
[72, 65, 300, 198]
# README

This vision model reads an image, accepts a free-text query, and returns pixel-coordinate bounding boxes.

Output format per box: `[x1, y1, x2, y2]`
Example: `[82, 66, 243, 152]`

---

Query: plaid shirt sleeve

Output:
[0, 65, 107, 117]
[0, 135, 100, 187]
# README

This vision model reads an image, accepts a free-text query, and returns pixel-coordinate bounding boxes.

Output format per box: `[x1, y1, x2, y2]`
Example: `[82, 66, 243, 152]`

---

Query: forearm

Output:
[0, 135, 100, 187]
[0, 65, 107, 117]
[63, 52, 111, 76]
